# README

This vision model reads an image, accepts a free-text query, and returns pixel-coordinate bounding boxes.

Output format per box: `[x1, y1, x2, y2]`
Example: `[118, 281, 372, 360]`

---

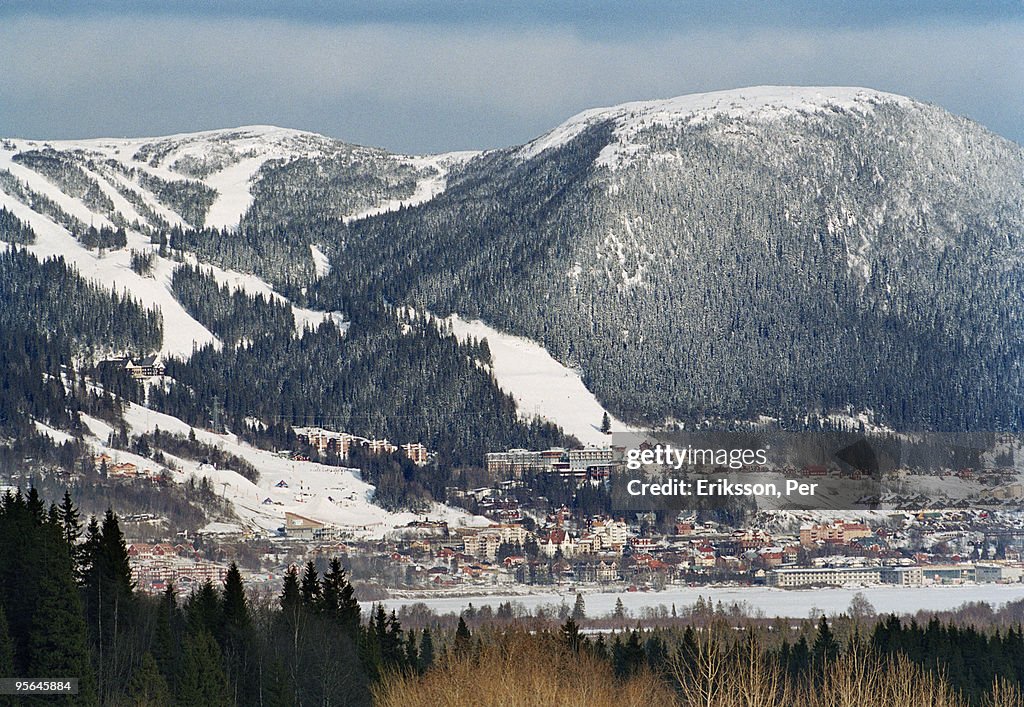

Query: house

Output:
[596, 560, 619, 583]
[540, 529, 576, 558]
[108, 462, 138, 478]
[127, 354, 165, 379]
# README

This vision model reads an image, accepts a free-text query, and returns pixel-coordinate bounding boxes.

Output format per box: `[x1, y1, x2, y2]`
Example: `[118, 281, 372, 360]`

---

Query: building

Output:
[766, 566, 882, 587]
[462, 530, 503, 560]
[799, 521, 873, 547]
[921, 564, 976, 584]
[485, 449, 549, 478]
[283, 512, 334, 541]
[568, 446, 615, 470]
[401, 442, 429, 465]
[294, 427, 403, 459]
[591, 519, 629, 551]
[976, 564, 1024, 583]
[127, 354, 166, 379]
[880, 566, 924, 586]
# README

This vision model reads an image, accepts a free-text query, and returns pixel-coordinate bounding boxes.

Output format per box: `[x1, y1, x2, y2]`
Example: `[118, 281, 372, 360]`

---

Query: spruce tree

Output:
[560, 617, 582, 652]
[319, 558, 343, 618]
[27, 524, 96, 705]
[57, 490, 81, 547]
[184, 580, 220, 636]
[418, 628, 434, 673]
[571, 592, 586, 621]
[221, 563, 249, 639]
[813, 615, 839, 665]
[220, 563, 250, 703]
[126, 652, 172, 707]
[299, 561, 320, 607]
[337, 566, 361, 636]
[176, 630, 231, 707]
[279, 565, 301, 615]
[152, 583, 181, 687]
[0, 603, 13, 678]
[454, 616, 472, 657]
[404, 629, 418, 670]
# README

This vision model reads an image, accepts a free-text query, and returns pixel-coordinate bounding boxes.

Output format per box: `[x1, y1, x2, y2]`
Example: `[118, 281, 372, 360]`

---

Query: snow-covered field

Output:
[446, 314, 633, 445]
[374, 583, 1024, 618]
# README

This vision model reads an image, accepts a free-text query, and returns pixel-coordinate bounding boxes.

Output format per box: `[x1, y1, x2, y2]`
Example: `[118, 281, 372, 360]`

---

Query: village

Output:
[117, 434, 1024, 597]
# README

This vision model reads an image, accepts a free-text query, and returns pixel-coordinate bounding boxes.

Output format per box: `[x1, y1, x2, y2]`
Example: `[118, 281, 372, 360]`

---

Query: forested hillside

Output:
[1, 88, 1022, 442]
[314, 88, 1024, 431]
[151, 300, 567, 466]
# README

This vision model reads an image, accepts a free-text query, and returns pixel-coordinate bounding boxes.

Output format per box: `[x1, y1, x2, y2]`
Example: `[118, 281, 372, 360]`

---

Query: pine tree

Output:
[613, 597, 626, 622]
[601, 411, 611, 434]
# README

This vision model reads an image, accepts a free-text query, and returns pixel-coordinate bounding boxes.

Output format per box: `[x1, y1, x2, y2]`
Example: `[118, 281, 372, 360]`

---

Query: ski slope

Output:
[76, 401, 489, 539]
[446, 314, 635, 445]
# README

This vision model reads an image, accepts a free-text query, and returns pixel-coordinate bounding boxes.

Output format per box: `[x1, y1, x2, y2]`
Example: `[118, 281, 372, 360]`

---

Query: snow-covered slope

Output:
[0, 125, 466, 357]
[79, 400, 488, 538]
[0, 125, 460, 231]
[520, 86, 912, 166]
[446, 314, 633, 445]
[331, 86, 1024, 431]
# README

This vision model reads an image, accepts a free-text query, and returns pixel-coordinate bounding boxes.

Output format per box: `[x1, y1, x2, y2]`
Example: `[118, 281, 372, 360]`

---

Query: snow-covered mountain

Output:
[326, 86, 1024, 432]
[3, 85, 1023, 443]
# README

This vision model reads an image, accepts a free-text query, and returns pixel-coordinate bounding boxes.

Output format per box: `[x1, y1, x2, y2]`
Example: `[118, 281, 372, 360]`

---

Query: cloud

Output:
[0, 15, 1020, 152]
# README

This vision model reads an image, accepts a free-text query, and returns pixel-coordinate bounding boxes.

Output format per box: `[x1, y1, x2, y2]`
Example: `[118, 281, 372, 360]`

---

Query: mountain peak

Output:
[520, 85, 915, 160]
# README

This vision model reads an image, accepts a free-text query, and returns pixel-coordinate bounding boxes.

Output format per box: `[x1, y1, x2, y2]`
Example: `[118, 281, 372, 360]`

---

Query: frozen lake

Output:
[371, 584, 1024, 618]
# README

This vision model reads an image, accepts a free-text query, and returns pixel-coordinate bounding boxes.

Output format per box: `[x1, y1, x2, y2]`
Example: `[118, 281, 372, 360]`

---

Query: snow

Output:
[0, 188, 219, 359]
[34, 421, 75, 445]
[445, 314, 634, 445]
[519, 86, 914, 167]
[0, 150, 115, 230]
[344, 151, 478, 223]
[374, 583, 1024, 618]
[202, 156, 265, 229]
[109, 401, 487, 538]
[182, 258, 343, 334]
[310, 244, 330, 277]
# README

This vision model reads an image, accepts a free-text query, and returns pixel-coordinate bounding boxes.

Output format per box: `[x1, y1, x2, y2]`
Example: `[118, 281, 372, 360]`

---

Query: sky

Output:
[0, 2, 1021, 153]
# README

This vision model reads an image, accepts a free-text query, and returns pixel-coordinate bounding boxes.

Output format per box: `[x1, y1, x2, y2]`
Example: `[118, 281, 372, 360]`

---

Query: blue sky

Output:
[1, 2, 1021, 152]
